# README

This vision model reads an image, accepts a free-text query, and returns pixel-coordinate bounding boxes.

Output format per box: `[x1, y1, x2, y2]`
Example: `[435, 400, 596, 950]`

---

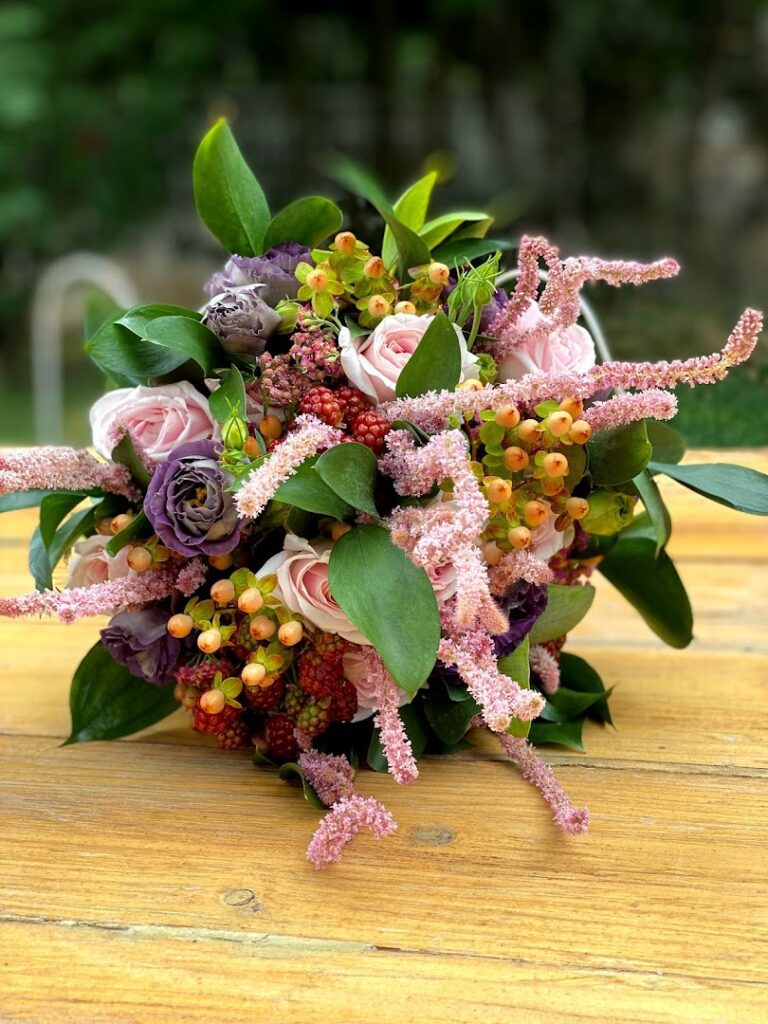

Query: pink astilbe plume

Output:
[489, 550, 554, 596]
[583, 389, 678, 431]
[495, 730, 589, 835]
[298, 750, 356, 806]
[306, 795, 397, 869]
[362, 647, 418, 785]
[234, 414, 343, 520]
[489, 235, 563, 340]
[529, 644, 561, 695]
[0, 561, 203, 624]
[0, 447, 140, 501]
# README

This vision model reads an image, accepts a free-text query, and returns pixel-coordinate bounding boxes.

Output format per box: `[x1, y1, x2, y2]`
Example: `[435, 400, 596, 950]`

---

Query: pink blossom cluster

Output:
[582, 390, 678, 432]
[529, 644, 561, 695]
[0, 447, 140, 501]
[305, 795, 398, 869]
[298, 750, 356, 806]
[362, 647, 419, 785]
[489, 550, 555, 596]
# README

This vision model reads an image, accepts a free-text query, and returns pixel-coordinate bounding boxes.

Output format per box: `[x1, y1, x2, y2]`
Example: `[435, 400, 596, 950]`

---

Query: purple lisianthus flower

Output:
[202, 288, 281, 358]
[144, 440, 240, 557]
[101, 608, 180, 685]
[205, 243, 311, 307]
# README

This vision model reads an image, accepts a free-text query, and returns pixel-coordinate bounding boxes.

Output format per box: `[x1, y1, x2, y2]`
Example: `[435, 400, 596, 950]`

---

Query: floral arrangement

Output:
[2, 121, 767, 868]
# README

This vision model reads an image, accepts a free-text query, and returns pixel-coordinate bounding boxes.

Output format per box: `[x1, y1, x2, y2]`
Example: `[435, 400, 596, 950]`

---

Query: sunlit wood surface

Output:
[0, 450, 766, 1023]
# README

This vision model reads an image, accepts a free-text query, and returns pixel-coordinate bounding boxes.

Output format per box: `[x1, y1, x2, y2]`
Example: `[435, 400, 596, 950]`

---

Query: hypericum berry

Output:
[298, 386, 343, 427]
[486, 478, 512, 504]
[330, 521, 351, 542]
[546, 410, 573, 437]
[394, 300, 417, 315]
[483, 540, 503, 566]
[427, 261, 450, 285]
[330, 680, 359, 723]
[306, 268, 329, 292]
[238, 588, 264, 614]
[351, 409, 391, 454]
[457, 378, 483, 392]
[197, 628, 222, 654]
[278, 621, 303, 647]
[217, 718, 251, 750]
[334, 231, 357, 256]
[243, 675, 285, 711]
[241, 662, 267, 687]
[209, 552, 233, 571]
[367, 295, 390, 318]
[504, 446, 529, 472]
[508, 526, 532, 549]
[298, 648, 344, 699]
[265, 714, 299, 761]
[110, 513, 133, 534]
[569, 420, 592, 444]
[495, 404, 521, 429]
[335, 386, 373, 424]
[540, 477, 564, 497]
[566, 497, 590, 520]
[249, 615, 276, 641]
[296, 698, 332, 738]
[200, 689, 226, 715]
[542, 452, 569, 478]
[524, 500, 550, 527]
[167, 613, 194, 639]
[559, 396, 584, 419]
[244, 435, 263, 458]
[517, 419, 541, 443]
[364, 256, 385, 279]
[127, 546, 152, 572]
[210, 579, 235, 605]
[259, 415, 283, 441]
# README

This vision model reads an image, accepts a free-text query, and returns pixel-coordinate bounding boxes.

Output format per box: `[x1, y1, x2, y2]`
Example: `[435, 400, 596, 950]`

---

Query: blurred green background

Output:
[1, 0, 766, 447]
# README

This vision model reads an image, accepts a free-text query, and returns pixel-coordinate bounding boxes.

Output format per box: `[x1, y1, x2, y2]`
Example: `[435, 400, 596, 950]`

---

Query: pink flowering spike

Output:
[489, 550, 554, 596]
[234, 414, 343, 520]
[0, 447, 140, 501]
[298, 750, 356, 806]
[174, 558, 208, 597]
[529, 644, 560, 696]
[362, 648, 418, 785]
[489, 235, 562, 338]
[583, 390, 678, 432]
[496, 731, 589, 835]
[306, 795, 398, 869]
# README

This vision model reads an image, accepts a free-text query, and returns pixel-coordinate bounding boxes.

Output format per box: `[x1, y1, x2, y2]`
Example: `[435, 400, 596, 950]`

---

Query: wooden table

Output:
[0, 450, 766, 1023]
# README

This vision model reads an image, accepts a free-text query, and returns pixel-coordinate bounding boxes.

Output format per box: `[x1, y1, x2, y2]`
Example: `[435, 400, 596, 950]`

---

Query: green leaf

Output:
[193, 118, 270, 255]
[419, 211, 490, 249]
[328, 157, 430, 277]
[587, 421, 652, 486]
[390, 419, 431, 446]
[382, 171, 437, 268]
[208, 365, 246, 424]
[87, 319, 188, 385]
[423, 687, 481, 745]
[111, 433, 151, 489]
[647, 421, 686, 465]
[141, 317, 223, 376]
[106, 509, 149, 556]
[564, 444, 588, 493]
[31, 492, 89, 589]
[395, 310, 462, 399]
[598, 535, 693, 648]
[329, 524, 440, 692]
[48, 504, 101, 571]
[314, 443, 379, 517]
[649, 461, 768, 517]
[528, 584, 596, 644]
[116, 304, 201, 338]
[528, 718, 585, 752]
[633, 469, 671, 555]
[499, 637, 531, 739]
[539, 686, 611, 724]
[559, 652, 613, 726]
[431, 237, 510, 267]
[272, 455, 352, 520]
[0, 489, 95, 513]
[263, 196, 343, 250]
[65, 641, 178, 744]
[278, 762, 325, 809]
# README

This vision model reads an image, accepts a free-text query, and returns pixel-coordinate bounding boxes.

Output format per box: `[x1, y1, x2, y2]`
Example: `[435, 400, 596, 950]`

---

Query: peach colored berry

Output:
[427, 261, 450, 285]
[504, 446, 529, 472]
[208, 553, 234, 571]
[486, 478, 513, 504]
[330, 522, 351, 542]
[483, 541, 504, 566]
[394, 300, 417, 315]
[210, 579, 235, 605]
[524, 500, 549, 527]
[249, 615, 276, 641]
[566, 497, 590, 520]
[96, 517, 113, 536]
[364, 256, 386, 279]
[127, 546, 152, 572]
[278, 621, 304, 647]
[110, 513, 134, 535]
[508, 526, 532, 550]
[542, 452, 569, 477]
[306, 268, 328, 292]
[540, 477, 564, 497]
[244, 435, 263, 458]
[334, 231, 357, 256]
[259, 415, 282, 441]
[167, 613, 194, 639]
[495, 405, 521, 428]
[197, 629, 222, 654]
[559, 396, 584, 418]
[569, 420, 593, 444]
[200, 689, 226, 714]
[368, 295, 390, 318]
[238, 588, 264, 614]
[241, 662, 267, 687]
[546, 410, 573, 437]
[517, 419, 541, 443]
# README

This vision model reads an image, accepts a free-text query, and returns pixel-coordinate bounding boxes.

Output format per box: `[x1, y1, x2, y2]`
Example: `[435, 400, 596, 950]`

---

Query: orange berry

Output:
[210, 579, 235, 605]
[495, 405, 521, 429]
[167, 613, 194, 639]
[569, 420, 593, 444]
[542, 452, 569, 478]
[566, 497, 590, 520]
[330, 521, 351, 542]
[364, 256, 386, 279]
[523, 500, 549, 527]
[427, 261, 450, 285]
[457, 378, 483, 392]
[483, 541, 504, 566]
[110, 513, 133, 535]
[208, 553, 233, 571]
[238, 588, 264, 614]
[546, 410, 573, 437]
[517, 419, 541, 443]
[181, 687, 199, 709]
[540, 477, 564, 497]
[367, 294, 390, 318]
[259, 415, 282, 441]
[127, 546, 152, 572]
[249, 615, 276, 641]
[334, 231, 357, 256]
[503, 446, 529, 472]
[394, 300, 417, 315]
[486, 478, 513, 504]
[200, 689, 225, 714]
[244, 435, 263, 458]
[306, 268, 328, 292]
[197, 629, 222, 654]
[241, 662, 267, 687]
[96, 517, 113, 536]
[278, 621, 304, 647]
[508, 526, 532, 550]
[559, 396, 584, 418]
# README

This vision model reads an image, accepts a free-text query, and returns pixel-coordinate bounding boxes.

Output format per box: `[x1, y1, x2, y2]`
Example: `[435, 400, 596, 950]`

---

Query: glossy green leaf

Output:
[395, 310, 462, 399]
[314, 442, 379, 517]
[423, 687, 481, 745]
[193, 119, 270, 255]
[419, 211, 490, 249]
[106, 509, 149, 556]
[633, 469, 671, 554]
[263, 196, 343, 250]
[141, 316, 223, 375]
[116, 304, 201, 338]
[539, 686, 611, 724]
[111, 432, 151, 489]
[87, 318, 188, 385]
[431, 237, 510, 266]
[587, 421, 652, 486]
[559, 652, 613, 726]
[329, 524, 440, 692]
[278, 762, 326, 809]
[599, 535, 693, 648]
[528, 718, 585, 752]
[30, 492, 88, 589]
[65, 641, 179, 744]
[649, 461, 768, 517]
[0, 489, 95, 513]
[382, 171, 437, 268]
[499, 637, 531, 739]
[208, 365, 246, 424]
[272, 456, 352, 521]
[528, 584, 596, 644]
[647, 420, 686, 465]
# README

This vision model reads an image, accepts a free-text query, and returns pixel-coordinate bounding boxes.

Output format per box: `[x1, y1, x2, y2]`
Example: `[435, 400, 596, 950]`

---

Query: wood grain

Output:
[0, 448, 766, 1023]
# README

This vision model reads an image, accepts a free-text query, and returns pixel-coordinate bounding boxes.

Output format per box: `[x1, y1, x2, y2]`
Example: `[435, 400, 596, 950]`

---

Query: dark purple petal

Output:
[205, 244, 311, 306]
[101, 607, 180, 685]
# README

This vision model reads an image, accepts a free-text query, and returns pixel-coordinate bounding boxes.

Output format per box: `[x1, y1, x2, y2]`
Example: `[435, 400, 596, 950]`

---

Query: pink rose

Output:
[339, 312, 479, 404]
[342, 647, 410, 722]
[530, 514, 575, 562]
[90, 382, 215, 463]
[496, 300, 596, 381]
[65, 535, 131, 589]
[257, 535, 369, 645]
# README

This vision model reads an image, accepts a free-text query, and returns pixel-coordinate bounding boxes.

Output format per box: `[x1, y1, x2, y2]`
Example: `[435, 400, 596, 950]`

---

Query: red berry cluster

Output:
[298, 385, 390, 455]
[298, 386, 343, 427]
[349, 409, 391, 455]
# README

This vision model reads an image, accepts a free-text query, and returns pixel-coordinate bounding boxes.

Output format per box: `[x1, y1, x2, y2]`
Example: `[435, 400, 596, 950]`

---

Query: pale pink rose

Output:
[530, 514, 575, 562]
[426, 561, 459, 606]
[90, 382, 215, 463]
[342, 647, 410, 723]
[65, 535, 132, 589]
[257, 535, 369, 645]
[496, 300, 596, 381]
[338, 312, 479, 404]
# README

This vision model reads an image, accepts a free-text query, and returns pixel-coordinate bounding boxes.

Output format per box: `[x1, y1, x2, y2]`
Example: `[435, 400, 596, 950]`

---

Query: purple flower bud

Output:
[205, 243, 311, 307]
[101, 607, 180, 685]
[202, 288, 281, 357]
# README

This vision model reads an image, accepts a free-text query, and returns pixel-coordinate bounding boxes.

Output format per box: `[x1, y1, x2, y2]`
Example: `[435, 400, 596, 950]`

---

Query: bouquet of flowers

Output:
[2, 121, 767, 867]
